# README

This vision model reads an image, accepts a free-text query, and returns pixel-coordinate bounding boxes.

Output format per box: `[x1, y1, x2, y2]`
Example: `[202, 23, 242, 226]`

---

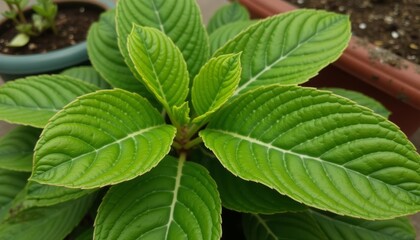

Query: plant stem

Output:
[15, 3, 27, 24]
[184, 136, 203, 150]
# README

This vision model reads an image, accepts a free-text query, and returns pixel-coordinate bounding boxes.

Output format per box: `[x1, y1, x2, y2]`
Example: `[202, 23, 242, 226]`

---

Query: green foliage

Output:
[0, 0, 418, 239]
[1, 0, 57, 47]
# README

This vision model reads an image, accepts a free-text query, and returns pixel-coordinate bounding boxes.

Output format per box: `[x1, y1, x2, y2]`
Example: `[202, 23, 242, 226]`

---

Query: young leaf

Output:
[243, 211, 416, 240]
[243, 213, 328, 240]
[201, 85, 420, 219]
[0, 126, 41, 172]
[94, 156, 221, 240]
[172, 102, 191, 126]
[324, 88, 391, 118]
[31, 89, 176, 189]
[209, 20, 256, 54]
[24, 181, 96, 207]
[0, 75, 99, 128]
[198, 151, 305, 214]
[207, 2, 250, 34]
[0, 195, 94, 240]
[127, 25, 189, 110]
[116, 0, 209, 78]
[6, 33, 29, 47]
[0, 169, 29, 221]
[215, 9, 351, 94]
[192, 53, 241, 124]
[87, 10, 151, 96]
[61, 66, 111, 89]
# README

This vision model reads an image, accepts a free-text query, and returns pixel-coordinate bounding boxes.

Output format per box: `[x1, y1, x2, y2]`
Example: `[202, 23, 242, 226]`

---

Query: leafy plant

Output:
[1, 0, 57, 47]
[0, 0, 419, 239]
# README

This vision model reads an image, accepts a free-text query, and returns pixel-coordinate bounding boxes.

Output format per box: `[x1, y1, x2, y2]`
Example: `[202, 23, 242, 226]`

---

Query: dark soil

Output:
[284, 0, 420, 64]
[0, 2, 104, 55]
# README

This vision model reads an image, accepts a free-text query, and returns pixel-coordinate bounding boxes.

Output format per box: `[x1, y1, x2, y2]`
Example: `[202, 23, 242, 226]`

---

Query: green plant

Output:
[0, 0, 419, 239]
[1, 0, 57, 47]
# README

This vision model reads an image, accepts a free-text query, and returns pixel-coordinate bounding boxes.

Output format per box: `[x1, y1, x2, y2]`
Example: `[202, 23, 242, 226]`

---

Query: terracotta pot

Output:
[0, 0, 114, 79]
[238, 0, 420, 137]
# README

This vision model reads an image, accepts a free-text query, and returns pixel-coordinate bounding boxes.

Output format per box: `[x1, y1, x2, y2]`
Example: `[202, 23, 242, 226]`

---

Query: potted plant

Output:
[0, 0, 419, 239]
[237, 0, 420, 138]
[0, 0, 114, 80]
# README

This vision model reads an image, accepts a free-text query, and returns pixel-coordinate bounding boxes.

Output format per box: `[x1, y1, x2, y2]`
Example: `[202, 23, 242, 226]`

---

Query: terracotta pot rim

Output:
[238, 0, 420, 110]
[0, 0, 114, 75]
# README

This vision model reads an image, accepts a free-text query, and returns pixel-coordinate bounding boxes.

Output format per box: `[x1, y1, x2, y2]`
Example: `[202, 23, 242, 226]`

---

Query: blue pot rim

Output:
[0, 0, 115, 75]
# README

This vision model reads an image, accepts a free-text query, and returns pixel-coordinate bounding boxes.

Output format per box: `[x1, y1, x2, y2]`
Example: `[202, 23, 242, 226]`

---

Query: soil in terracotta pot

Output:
[0, 2, 104, 55]
[284, 0, 420, 64]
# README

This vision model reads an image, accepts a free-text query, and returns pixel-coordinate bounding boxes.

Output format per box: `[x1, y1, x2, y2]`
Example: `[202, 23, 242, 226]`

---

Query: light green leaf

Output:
[243, 211, 416, 240]
[201, 85, 420, 219]
[192, 53, 242, 124]
[7, 33, 29, 47]
[94, 156, 221, 240]
[242, 213, 329, 240]
[31, 89, 176, 189]
[116, 0, 209, 78]
[0, 169, 29, 221]
[0, 126, 41, 172]
[215, 9, 351, 94]
[207, 2, 250, 34]
[128, 25, 189, 110]
[61, 66, 111, 89]
[209, 20, 256, 54]
[0, 195, 94, 240]
[0, 75, 99, 128]
[172, 102, 191, 126]
[24, 181, 96, 207]
[87, 10, 151, 95]
[324, 88, 391, 118]
[198, 150, 305, 214]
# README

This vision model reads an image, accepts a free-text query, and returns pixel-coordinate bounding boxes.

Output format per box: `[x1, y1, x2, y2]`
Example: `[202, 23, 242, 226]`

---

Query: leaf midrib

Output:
[208, 129, 419, 200]
[34, 125, 166, 179]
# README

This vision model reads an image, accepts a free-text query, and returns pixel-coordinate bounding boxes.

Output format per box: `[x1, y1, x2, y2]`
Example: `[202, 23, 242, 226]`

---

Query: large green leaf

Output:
[324, 88, 391, 118]
[24, 181, 96, 207]
[128, 25, 189, 110]
[87, 10, 150, 95]
[215, 9, 351, 94]
[242, 213, 328, 240]
[61, 66, 111, 89]
[31, 89, 176, 189]
[192, 53, 241, 124]
[0, 169, 29, 221]
[243, 211, 415, 240]
[207, 2, 250, 34]
[201, 85, 420, 219]
[0, 195, 94, 240]
[0, 75, 99, 128]
[0, 126, 41, 172]
[198, 150, 305, 214]
[209, 20, 256, 54]
[94, 156, 221, 240]
[116, 0, 209, 78]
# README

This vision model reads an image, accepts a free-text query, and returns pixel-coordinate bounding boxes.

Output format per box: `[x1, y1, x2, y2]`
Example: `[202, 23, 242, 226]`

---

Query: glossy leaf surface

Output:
[128, 25, 189, 109]
[0, 126, 41, 172]
[31, 89, 176, 188]
[207, 2, 250, 34]
[61, 66, 111, 89]
[201, 85, 420, 219]
[94, 156, 221, 240]
[116, 0, 209, 78]
[215, 9, 351, 94]
[192, 53, 241, 124]
[0, 75, 98, 128]
[209, 20, 255, 54]
[0, 195, 94, 240]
